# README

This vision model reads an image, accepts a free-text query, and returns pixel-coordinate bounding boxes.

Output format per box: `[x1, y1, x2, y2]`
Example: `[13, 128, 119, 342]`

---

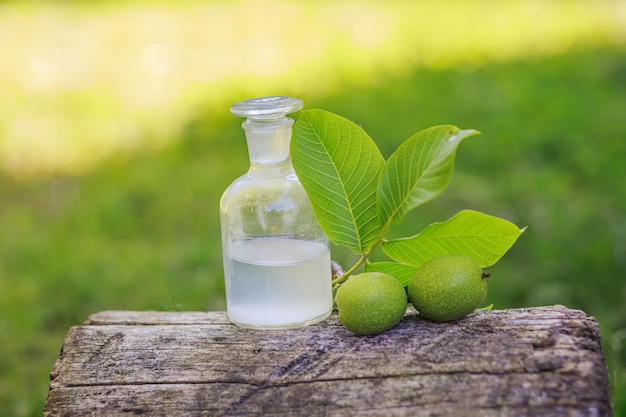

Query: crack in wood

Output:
[44, 307, 614, 417]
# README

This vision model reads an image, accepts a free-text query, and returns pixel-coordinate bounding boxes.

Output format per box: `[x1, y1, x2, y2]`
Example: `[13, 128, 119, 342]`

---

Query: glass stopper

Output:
[230, 96, 304, 120]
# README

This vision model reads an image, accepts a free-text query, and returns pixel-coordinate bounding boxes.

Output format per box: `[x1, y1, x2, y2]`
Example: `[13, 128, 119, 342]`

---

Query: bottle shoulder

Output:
[220, 172, 306, 203]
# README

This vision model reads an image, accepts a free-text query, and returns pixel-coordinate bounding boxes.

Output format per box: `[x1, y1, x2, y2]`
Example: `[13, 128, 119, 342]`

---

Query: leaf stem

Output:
[330, 220, 393, 286]
[331, 255, 367, 286]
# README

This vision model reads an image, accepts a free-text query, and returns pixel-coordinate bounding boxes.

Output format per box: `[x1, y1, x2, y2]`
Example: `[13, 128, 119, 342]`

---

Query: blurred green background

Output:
[1, 0, 625, 415]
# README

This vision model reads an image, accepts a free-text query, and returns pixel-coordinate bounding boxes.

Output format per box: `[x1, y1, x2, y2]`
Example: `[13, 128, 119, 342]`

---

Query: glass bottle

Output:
[220, 96, 332, 329]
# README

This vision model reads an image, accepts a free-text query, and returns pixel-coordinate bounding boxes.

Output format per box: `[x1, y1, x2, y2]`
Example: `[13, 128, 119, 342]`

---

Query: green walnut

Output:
[408, 254, 489, 322]
[335, 272, 407, 335]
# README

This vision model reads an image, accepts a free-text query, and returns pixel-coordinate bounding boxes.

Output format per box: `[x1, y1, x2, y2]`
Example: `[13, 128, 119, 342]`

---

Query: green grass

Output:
[1, 0, 624, 177]
[1, 1, 626, 415]
[2, 46, 626, 416]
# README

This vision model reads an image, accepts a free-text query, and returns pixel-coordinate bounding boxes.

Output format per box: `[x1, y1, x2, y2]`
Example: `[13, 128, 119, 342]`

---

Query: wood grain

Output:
[44, 306, 613, 416]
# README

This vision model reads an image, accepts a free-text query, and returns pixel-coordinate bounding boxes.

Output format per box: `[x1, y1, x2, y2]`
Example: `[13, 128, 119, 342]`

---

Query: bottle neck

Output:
[242, 116, 295, 175]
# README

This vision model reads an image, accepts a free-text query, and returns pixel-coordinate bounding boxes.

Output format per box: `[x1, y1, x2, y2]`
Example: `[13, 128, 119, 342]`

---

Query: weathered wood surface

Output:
[45, 306, 613, 417]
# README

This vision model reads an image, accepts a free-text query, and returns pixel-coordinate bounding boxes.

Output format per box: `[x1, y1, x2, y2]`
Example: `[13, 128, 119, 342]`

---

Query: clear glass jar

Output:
[220, 96, 332, 329]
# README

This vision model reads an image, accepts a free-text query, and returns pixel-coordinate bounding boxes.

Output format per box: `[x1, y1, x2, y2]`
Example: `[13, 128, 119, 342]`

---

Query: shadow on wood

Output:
[44, 306, 613, 416]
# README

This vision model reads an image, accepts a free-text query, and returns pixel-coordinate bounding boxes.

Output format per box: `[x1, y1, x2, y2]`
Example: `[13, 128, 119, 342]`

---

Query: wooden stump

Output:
[45, 306, 613, 416]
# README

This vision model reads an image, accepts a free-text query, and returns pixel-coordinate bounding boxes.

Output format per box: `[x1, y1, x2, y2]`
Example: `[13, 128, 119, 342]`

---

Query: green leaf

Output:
[382, 210, 526, 268]
[291, 109, 385, 254]
[377, 125, 479, 225]
[364, 261, 418, 287]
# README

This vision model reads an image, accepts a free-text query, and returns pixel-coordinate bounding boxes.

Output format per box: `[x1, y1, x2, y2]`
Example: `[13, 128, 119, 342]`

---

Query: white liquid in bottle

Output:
[224, 239, 332, 328]
[220, 96, 332, 329]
